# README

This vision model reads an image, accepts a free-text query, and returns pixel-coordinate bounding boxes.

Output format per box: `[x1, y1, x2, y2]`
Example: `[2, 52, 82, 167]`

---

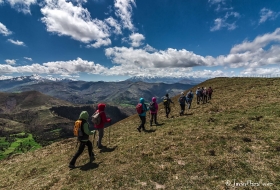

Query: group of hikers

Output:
[69, 87, 213, 168]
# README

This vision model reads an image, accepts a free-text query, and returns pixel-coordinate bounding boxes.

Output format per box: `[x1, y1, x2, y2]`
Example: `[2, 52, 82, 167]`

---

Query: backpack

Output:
[136, 103, 143, 114]
[179, 96, 185, 104]
[163, 97, 168, 106]
[73, 120, 83, 137]
[187, 93, 192, 98]
[91, 111, 102, 125]
[149, 102, 156, 112]
[203, 89, 207, 95]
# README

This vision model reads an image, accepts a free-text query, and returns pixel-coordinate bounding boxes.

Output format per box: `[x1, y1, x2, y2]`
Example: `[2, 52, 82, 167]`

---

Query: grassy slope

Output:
[0, 77, 280, 189]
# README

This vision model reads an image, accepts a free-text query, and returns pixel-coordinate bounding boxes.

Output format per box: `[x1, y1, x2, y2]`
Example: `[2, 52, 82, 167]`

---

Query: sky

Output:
[0, 0, 280, 81]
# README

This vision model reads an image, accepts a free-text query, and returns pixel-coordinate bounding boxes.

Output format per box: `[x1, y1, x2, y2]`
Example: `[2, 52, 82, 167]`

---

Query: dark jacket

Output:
[178, 95, 187, 105]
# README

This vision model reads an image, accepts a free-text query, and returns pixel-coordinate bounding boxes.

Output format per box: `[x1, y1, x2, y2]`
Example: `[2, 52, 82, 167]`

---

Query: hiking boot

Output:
[155, 122, 159, 125]
[137, 127, 141, 132]
[68, 164, 75, 169]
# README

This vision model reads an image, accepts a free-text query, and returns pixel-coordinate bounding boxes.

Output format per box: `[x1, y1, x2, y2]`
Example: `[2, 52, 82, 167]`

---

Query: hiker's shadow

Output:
[99, 146, 117, 153]
[183, 113, 193, 116]
[144, 129, 156, 133]
[79, 162, 101, 171]
[155, 123, 164, 126]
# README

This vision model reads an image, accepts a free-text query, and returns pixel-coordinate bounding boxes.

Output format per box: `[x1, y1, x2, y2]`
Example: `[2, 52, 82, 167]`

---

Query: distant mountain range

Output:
[0, 75, 196, 106]
[0, 74, 72, 91]
[125, 76, 206, 84]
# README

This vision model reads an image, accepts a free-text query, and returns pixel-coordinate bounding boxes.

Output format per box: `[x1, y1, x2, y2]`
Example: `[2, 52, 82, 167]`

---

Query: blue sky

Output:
[0, 0, 280, 81]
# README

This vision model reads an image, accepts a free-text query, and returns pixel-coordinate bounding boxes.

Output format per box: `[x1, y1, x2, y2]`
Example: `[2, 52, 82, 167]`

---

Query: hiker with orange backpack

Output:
[69, 111, 95, 168]
[136, 98, 149, 132]
[93, 103, 111, 149]
[149, 97, 159, 126]
[163, 93, 174, 118]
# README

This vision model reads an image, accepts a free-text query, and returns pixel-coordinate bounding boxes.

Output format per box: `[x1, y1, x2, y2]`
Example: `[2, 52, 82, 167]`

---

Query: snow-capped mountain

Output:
[125, 76, 207, 84]
[0, 74, 74, 91]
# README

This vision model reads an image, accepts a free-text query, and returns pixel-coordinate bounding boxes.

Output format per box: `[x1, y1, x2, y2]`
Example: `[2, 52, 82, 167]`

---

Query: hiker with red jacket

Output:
[94, 103, 111, 149]
[207, 86, 213, 100]
[149, 97, 159, 126]
[69, 111, 95, 168]
[137, 98, 149, 132]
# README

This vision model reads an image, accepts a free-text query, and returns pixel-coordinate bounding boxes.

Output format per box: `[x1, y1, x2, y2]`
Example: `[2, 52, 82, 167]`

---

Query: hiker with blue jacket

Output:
[178, 92, 187, 116]
[186, 90, 194, 109]
[69, 111, 95, 168]
[137, 98, 149, 132]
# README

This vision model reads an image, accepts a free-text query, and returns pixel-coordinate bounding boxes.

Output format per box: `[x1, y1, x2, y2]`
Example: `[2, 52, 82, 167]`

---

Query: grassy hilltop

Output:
[0, 77, 280, 189]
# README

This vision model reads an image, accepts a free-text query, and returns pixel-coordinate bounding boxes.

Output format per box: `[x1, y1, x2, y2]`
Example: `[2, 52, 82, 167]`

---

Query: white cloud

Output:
[8, 39, 25, 46]
[114, 0, 136, 31]
[5, 59, 16, 65]
[144, 44, 157, 52]
[0, 0, 4, 4]
[208, 0, 224, 5]
[86, 38, 111, 48]
[24, 57, 33, 61]
[41, 0, 110, 45]
[215, 28, 280, 68]
[210, 18, 237, 31]
[230, 28, 280, 53]
[259, 8, 280, 24]
[0, 22, 12, 36]
[129, 33, 145, 47]
[105, 47, 215, 68]
[5, 0, 37, 14]
[210, 11, 239, 31]
[105, 17, 122, 35]
[240, 67, 280, 76]
[0, 57, 108, 75]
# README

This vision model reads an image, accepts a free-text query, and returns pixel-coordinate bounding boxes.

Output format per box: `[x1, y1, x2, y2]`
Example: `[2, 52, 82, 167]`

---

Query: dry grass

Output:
[0, 77, 280, 189]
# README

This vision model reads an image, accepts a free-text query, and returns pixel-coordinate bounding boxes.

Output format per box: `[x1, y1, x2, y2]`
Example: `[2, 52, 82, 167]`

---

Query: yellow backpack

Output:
[73, 120, 83, 137]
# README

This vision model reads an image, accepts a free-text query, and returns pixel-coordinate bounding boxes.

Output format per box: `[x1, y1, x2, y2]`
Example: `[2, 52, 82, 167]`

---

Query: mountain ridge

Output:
[1, 77, 279, 189]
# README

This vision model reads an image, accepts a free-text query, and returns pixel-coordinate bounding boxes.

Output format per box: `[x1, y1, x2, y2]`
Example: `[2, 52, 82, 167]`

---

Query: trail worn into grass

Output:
[0, 77, 280, 189]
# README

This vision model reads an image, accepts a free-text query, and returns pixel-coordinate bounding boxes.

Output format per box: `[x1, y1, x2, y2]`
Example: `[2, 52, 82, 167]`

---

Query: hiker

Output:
[94, 103, 111, 149]
[137, 98, 149, 132]
[178, 92, 187, 116]
[202, 87, 208, 103]
[196, 87, 202, 104]
[69, 111, 95, 168]
[186, 90, 194, 109]
[163, 93, 174, 118]
[149, 97, 159, 126]
[207, 86, 213, 100]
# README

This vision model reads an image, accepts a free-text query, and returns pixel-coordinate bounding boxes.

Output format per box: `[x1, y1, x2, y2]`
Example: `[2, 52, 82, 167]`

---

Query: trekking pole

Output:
[109, 126, 111, 145]
[93, 130, 96, 146]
